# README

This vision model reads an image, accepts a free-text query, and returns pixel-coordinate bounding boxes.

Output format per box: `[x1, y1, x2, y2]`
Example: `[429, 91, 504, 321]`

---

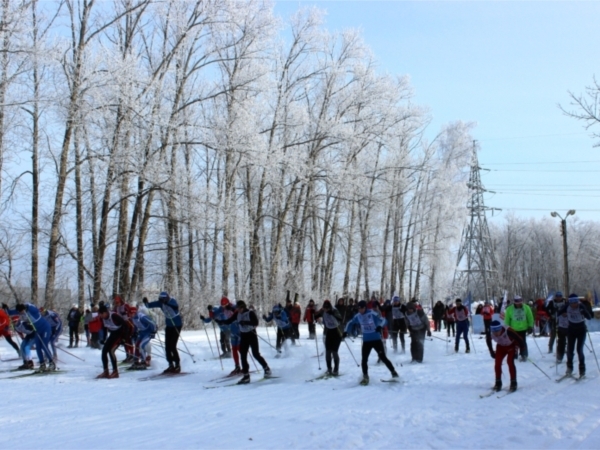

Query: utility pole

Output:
[551, 210, 576, 295]
[453, 141, 501, 303]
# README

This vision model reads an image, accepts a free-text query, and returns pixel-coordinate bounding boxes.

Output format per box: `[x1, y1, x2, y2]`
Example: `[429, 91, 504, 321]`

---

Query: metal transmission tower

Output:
[453, 142, 500, 302]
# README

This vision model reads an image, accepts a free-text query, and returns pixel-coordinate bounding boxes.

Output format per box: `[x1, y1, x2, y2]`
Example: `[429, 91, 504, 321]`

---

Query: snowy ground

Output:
[1, 324, 599, 449]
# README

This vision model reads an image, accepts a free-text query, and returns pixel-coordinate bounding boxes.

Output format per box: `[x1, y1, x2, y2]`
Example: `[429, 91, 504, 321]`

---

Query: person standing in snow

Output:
[389, 296, 407, 353]
[96, 304, 133, 379]
[217, 297, 232, 357]
[202, 303, 243, 375]
[219, 300, 271, 384]
[4, 303, 54, 372]
[290, 299, 302, 340]
[546, 291, 564, 355]
[129, 305, 157, 370]
[40, 307, 63, 362]
[404, 300, 431, 363]
[503, 295, 534, 361]
[445, 304, 456, 338]
[344, 300, 398, 385]
[481, 300, 496, 358]
[66, 305, 82, 348]
[315, 299, 343, 376]
[432, 301, 445, 332]
[303, 299, 317, 339]
[559, 294, 592, 378]
[263, 304, 293, 351]
[489, 319, 526, 392]
[144, 291, 183, 374]
[451, 299, 470, 353]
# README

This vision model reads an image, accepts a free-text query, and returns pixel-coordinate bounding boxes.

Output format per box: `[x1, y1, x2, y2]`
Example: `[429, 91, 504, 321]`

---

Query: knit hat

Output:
[490, 320, 503, 332]
[555, 291, 563, 297]
[568, 294, 580, 303]
[159, 291, 169, 301]
[357, 300, 367, 309]
[220, 297, 230, 306]
[513, 295, 523, 303]
[455, 298, 462, 303]
[236, 300, 246, 309]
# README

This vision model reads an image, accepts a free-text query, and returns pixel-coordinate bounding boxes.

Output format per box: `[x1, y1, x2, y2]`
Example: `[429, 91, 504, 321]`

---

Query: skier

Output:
[263, 304, 293, 351]
[96, 304, 133, 378]
[489, 319, 526, 392]
[219, 300, 271, 384]
[445, 304, 456, 338]
[503, 295, 534, 361]
[201, 304, 242, 375]
[113, 296, 135, 363]
[66, 305, 82, 348]
[559, 294, 592, 378]
[129, 305, 157, 370]
[389, 296, 407, 353]
[144, 291, 183, 374]
[315, 299, 343, 376]
[344, 300, 398, 385]
[4, 303, 54, 371]
[290, 299, 302, 340]
[303, 299, 317, 339]
[88, 306, 103, 349]
[40, 307, 63, 362]
[451, 299, 470, 353]
[14, 317, 36, 369]
[0, 308, 20, 358]
[546, 291, 564, 354]
[217, 297, 232, 357]
[481, 300, 496, 358]
[404, 300, 431, 363]
[432, 301, 445, 332]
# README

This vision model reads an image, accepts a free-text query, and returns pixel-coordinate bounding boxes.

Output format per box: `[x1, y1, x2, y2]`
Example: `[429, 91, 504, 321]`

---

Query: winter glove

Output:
[375, 326, 382, 334]
[342, 332, 348, 339]
[520, 355, 527, 362]
[527, 327, 533, 335]
[207, 305, 213, 311]
[427, 330, 432, 337]
[490, 351, 496, 359]
[142, 298, 149, 305]
[1, 303, 7, 310]
[200, 315, 206, 321]
[262, 315, 268, 321]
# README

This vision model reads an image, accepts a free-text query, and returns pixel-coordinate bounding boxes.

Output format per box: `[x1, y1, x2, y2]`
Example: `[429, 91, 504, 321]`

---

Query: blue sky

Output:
[274, 1, 600, 223]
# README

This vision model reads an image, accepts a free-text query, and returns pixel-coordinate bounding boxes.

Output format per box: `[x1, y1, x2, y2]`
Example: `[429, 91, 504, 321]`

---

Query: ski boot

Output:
[162, 365, 174, 374]
[360, 374, 369, 386]
[509, 380, 517, 392]
[466, 348, 470, 354]
[494, 379, 502, 392]
[264, 367, 272, 377]
[172, 365, 181, 374]
[566, 367, 573, 376]
[96, 369, 109, 379]
[108, 370, 119, 379]
[229, 366, 242, 376]
[237, 374, 250, 384]
[47, 361, 56, 372]
[391, 371, 399, 378]
[332, 368, 339, 377]
[145, 356, 152, 367]
[37, 363, 46, 373]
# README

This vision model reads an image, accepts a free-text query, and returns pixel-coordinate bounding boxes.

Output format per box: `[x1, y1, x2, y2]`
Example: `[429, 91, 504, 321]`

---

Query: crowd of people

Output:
[0, 290, 596, 388]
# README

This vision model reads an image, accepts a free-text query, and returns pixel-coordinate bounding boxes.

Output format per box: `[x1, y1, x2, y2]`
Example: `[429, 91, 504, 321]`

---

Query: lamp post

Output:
[550, 210, 576, 295]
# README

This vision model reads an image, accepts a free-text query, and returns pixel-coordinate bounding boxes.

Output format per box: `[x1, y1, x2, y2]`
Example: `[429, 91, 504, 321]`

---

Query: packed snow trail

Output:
[1, 326, 599, 449]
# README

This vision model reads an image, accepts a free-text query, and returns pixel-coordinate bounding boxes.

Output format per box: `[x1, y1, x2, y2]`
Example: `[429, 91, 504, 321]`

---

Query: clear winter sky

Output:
[274, 1, 600, 223]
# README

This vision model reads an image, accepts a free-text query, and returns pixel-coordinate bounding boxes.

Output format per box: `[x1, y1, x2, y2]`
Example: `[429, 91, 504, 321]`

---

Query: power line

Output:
[485, 159, 600, 166]
[477, 131, 588, 142]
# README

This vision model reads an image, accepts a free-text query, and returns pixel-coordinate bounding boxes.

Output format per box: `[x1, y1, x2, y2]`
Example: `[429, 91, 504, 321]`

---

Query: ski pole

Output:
[249, 352, 259, 372]
[526, 357, 552, 380]
[170, 324, 196, 364]
[315, 323, 321, 370]
[254, 330, 281, 353]
[343, 337, 359, 367]
[430, 334, 448, 342]
[202, 320, 215, 358]
[265, 323, 272, 347]
[532, 333, 544, 358]
[587, 331, 600, 373]
[57, 345, 85, 361]
[212, 321, 224, 371]
[584, 341, 593, 353]
[469, 319, 477, 354]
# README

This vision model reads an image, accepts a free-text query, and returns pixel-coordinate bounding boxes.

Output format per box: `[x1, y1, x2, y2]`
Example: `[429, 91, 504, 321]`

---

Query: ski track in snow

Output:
[1, 327, 599, 449]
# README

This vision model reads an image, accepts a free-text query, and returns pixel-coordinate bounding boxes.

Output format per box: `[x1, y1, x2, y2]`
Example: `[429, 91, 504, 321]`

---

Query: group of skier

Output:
[0, 290, 596, 390]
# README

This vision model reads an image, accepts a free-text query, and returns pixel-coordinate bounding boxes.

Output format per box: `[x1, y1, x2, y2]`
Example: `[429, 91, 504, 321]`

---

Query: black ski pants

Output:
[567, 327, 587, 374]
[409, 328, 426, 362]
[240, 331, 268, 374]
[324, 328, 342, 372]
[165, 325, 182, 368]
[361, 340, 395, 376]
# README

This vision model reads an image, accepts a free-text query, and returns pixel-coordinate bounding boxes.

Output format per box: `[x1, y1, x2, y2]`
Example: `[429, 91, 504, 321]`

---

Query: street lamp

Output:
[550, 210, 576, 295]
